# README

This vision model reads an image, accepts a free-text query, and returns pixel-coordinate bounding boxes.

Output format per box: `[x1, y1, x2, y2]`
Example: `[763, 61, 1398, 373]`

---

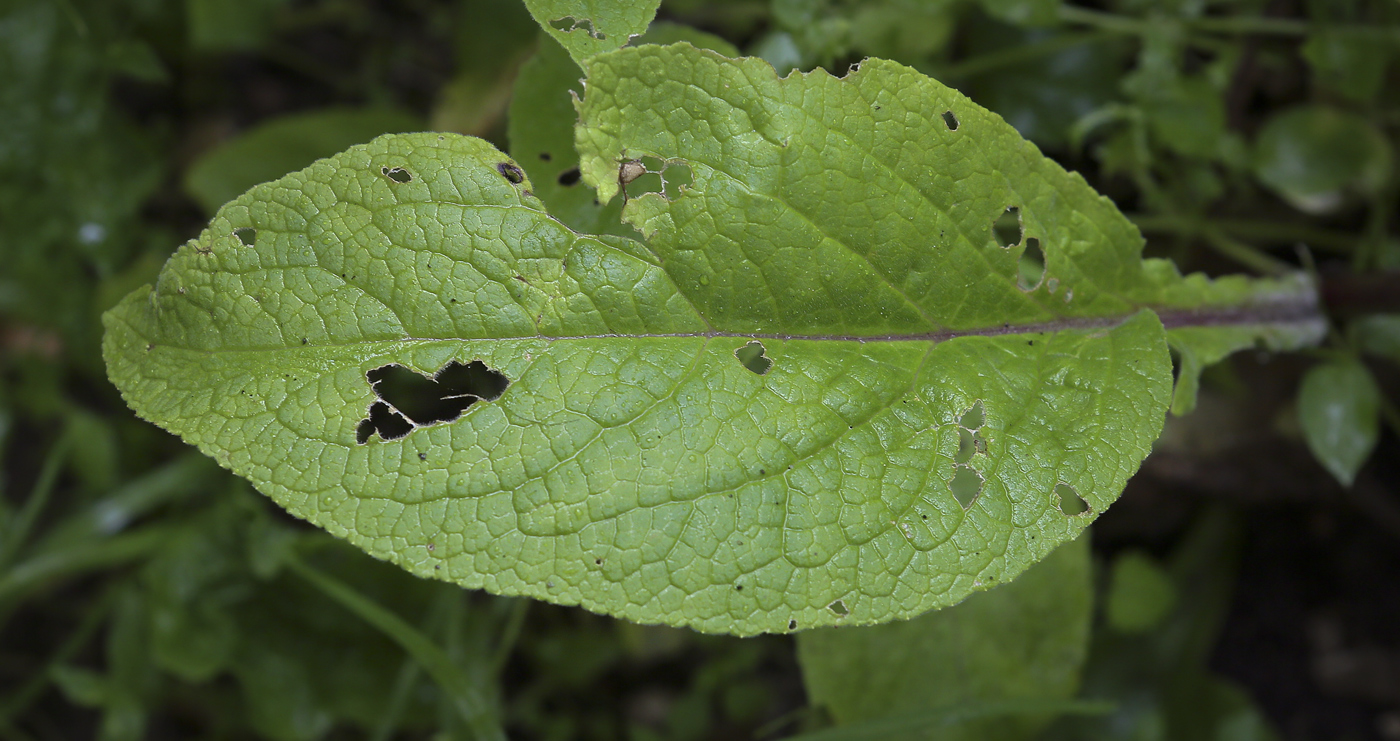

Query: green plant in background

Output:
[6, 0, 1400, 739]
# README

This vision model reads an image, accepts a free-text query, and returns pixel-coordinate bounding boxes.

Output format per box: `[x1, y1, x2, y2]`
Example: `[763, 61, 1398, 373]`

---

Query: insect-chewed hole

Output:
[233, 227, 256, 246]
[827, 599, 849, 616]
[1018, 238, 1046, 291]
[356, 360, 510, 444]
[549, 16, 605, 39]
[788, 619, 798, 631]
[1056, 483, 1089, 516]
[993, 206, 1021, 248]
[950, 465, 984, 509]
[381, 166, 412, 184]
[735, 340, 773, 375]
[357, 401, 412, 444]
[557, 167, 581, 186]
[958, 400, 985, 430]
[662, 161, 694, 199]
[497, 162, 524, 184]
[942, 111, 959, 130]
[956, 428, 976, 464]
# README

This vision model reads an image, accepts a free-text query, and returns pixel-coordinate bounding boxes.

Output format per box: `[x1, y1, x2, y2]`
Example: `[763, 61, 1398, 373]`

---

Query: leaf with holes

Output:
[521, 0, 660, 65]
[105, 44, 1322, 636]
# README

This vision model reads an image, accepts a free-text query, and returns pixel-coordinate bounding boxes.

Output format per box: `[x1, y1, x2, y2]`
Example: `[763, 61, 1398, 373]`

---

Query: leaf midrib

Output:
[128, 300, 1321, 355]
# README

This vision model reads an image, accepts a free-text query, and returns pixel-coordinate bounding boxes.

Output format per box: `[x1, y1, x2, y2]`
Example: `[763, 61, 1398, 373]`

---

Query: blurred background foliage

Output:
[1, 0, 1399, 739]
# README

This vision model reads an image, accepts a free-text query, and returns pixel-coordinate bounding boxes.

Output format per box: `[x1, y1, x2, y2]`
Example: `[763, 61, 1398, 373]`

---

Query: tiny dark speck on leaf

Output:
[418, 452, 426, 461]
[557, 167, 582, 186]
[301, 338, 308, 345]
[735, 585, 743, 591]
[760, 469, 766, 475]
[497, 162, 524, 183]
[539, 152, 552, 161]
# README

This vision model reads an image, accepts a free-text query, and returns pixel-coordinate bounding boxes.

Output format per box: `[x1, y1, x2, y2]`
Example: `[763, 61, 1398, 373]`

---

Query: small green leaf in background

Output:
[796, 537, 1092, 741]
[1302, 27, 1396, 104]
[522, 0, 661, 64]
[631, 20, 741, 55]
[1105, 550, 1176, 634]
[187, 0, 288, 52]
[1298, 360, 1382, 487]
[955, 20, 1124, 150]
[1353, 314, 1400, 366]
[506, 33, 629, 236]
[1252, 106, 1394, 215]
[979, 0, 1062, 28]
[183, 107, 423, 215]
[431, 0, 539, 138]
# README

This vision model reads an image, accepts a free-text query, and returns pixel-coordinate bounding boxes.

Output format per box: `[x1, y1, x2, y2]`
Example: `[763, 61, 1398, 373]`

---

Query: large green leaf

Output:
[796, 537, 1092, 741]
[104, 44, 1321, 635]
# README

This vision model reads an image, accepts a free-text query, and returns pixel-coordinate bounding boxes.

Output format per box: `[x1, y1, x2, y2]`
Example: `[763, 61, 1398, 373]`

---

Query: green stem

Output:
[0, 525, 174, 608]
[942, 31, 1114, 79]
[1128, 214, 1361, 253]
[1058, 5, 1311, 36]
[1056, 6, 1148, 34]
[0, 586, 115, 728]
[284, 555, 505, 741]
[1354, 188, 1397, 271]
[489, 597, 529, 677]
[1201, 227, 1294, 275]
[368, 657, 423, 741]
[0, 435, 70, 569]
[1378, 392, 1400, 443]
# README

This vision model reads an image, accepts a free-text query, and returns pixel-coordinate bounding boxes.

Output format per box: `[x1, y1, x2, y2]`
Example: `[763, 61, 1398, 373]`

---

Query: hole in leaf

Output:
[942, 111, 959, 130]
[1057, 483, 1089, 515]
[357, 401, 413, 444]
[497, 162, 524, 184]
[788, 619, 798, 631]
[381, 166, 412, 183]
[661, 161, 693, 200]
[233, 227, 256, 246]
[356, 360, 509, 444]
[827, 599, 849, 616]
[735, 341, 773, 375]
[950, 465, 983, 509]
[958, 400, 985, 429]
[956, 428, 976, 464]
[549, 16, 605, 39]
[1018, 238, 1045, 291]
[557, 167, 581, 186]
[993, 207, 1021, 248]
